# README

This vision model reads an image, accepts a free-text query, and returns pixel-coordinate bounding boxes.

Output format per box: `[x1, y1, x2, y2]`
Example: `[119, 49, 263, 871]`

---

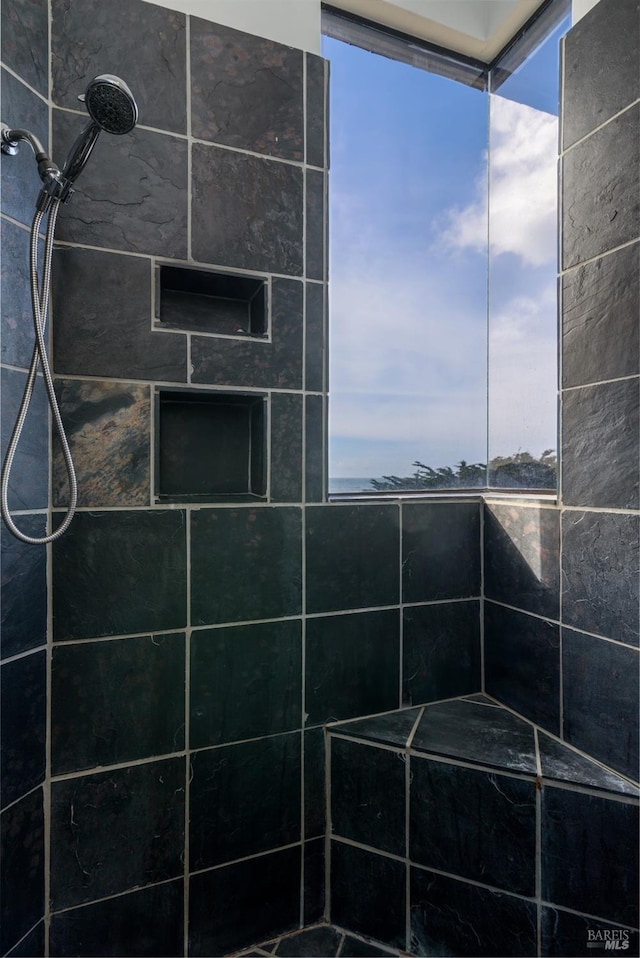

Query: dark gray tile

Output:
[52, 633, 185, 775]
[1, 651, 46, 809]
[191, 278, 303, 389]
[562, 243, 640, 387]
[562, 104, 639, 269]
[484, 503, 560, 619]
[562, 379, 639, 509]
[190, 620, 301, 749]
[333, 707, 421, 749]
[1, 0, 48, 95]
[331, 842, 405, 950]
[304, 838, 325, 925]
[562, 628, 639, 782]
[192, 144, 303, 275]
[1, 515, 47, 658]
[1, 366, 48, 512]
[562, 511, 639, 646]
[189, 846, 300, 957]
[562, 0, 640, 149]
[484, 602, 560, 735]
[190, 506, 301, 625]
[331, 737, 405, 857]
[274, 926, 341, 956]
[53, 110, 188, 258]
[306, 55, 327, 169]
[190, 18, 302, 160]
[0, 789, 44, 955]
[410, 868, 537, 957]
[1, 71, 48, 225]
[50, 757, 185, 910]
[412, 699, 537, 775]
[541, 786, 639, 926]
[402, 502, 481, 603]
[305, 395, 324, 502]
[52, 510, 187, 641]
[53, 380, 151, 507]
[340, 936, 391, 958]
[305, 610, 400, 726]
[305, 282, 325, 393]
[271, 393, 303, 502]
[51, 0, 187, 134]
[402, 600, 481, 707]
[1, 218, 40, 368]
[542, 906, 640, 958]
[6, 920, 45, 958]
[306, 170, 325, 281]
[49, 879, 184, 957]
[306, 504, 399, 613]
[304, 727, 326, 839]
[190, 732, 300, 870]
[410, 758, 536, 896]
[52, 247, 187, 381]
[538, 731, 639, 797]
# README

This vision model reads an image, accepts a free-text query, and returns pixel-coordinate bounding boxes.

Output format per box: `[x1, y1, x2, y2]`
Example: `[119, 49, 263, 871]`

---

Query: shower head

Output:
[81, 74, 138, 136]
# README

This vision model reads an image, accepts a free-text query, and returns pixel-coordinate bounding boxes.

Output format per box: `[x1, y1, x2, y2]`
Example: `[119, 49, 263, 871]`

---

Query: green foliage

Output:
[370, 450, 557, 491]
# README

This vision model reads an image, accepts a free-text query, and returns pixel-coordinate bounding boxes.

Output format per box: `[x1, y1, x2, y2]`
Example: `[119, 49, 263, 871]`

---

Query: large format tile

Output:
[306, 54, 327, 170]
[333, 707, 421, 749]
[190, 507, 302, 625]
[306, 504, 399, 613]
[562, 511, 639, 646]
[50, 757, 185, 910]
[189, 733, 301, 869]
[402, 600, 481, 706]
[402, 502, 481, 603]
[412, 699, 537, 774]
[538, 731, 639, 797]
[410, 868, 537, 957]
[51, 633, 185, 775]
[189, 846, 300, 957]
[192, 144, 303, 275]
[562, 628, 639, 781]
[274, 926, 342, 956]
[331, 842, 406, 950]
[484, 602, 560, 735]
[52, 247, 187, 381]
[305, 395, 324, 502]
[53, 110, 188, 258]
[1, 366, 48, 513]
[53, 380, 151, 507]
[562, 379, 639, 509]
[1, 0, 48, 95]
[271, 393, 303, 502]
[306, 170, 325, 281]
[304, 728, 326, 839]
[331, 737, 405, 857]
[410, 758, 536, 896]
[562, 0, 640, 149]
[0, 70, 48, 226]
[304, 839, 325, 925]
[562, 243, 640, 387]
[1, 515, 47, 659]
[49, 879, 184, 958]
[541, 906, 640, 958]
[190, 17, 303, 160]
[52, 510, 187, 641]
[484, 503, 560, 619]
[190, 620, 302, 748]
[541, 786, 639, 926]
[305, 610, 400, 725]
[305, 282, 325, 393]
[1, 217, 41, 369]
[562, 104, 639, 269]
[51, 0, 187, 134]
[1, 790, 44, 955]
[1, 651, 46, 809]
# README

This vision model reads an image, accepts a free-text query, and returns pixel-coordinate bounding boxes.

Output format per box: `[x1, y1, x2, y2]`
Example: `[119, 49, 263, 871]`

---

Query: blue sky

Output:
[322, 17, 568, 481]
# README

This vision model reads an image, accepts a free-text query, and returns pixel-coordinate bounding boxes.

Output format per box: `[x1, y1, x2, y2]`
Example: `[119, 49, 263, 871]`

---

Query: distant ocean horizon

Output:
[329, 477, 380, 493]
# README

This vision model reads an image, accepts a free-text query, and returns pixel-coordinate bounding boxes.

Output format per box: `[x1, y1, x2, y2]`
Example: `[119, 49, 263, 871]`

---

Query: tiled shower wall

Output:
[484, 0, 639, 783]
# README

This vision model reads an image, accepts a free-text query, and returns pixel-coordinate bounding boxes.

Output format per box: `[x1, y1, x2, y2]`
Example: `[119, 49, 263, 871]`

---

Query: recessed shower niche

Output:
[155, 264, 268, 336]
[156, 389, 267, 501]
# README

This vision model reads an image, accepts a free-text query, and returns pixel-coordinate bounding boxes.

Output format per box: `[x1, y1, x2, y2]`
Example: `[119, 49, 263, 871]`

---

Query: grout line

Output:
[0, 780, 45, 816]
[398, 504, 404, 707]
[484, 597, 640, 651]
[535, 729, 542, 958]
[3, 918, 45, 955]
[189, 841, 302, 878]
[184, 503, 191, 958]
[324, 727, 332, 923]
[405, 707, 425, 751]
[335, 931, 346, 957]
[48, 874, 184, 918]
[560, 97, 640, 157]
[186, 14, 192, 267]
[559, 235, 640, 276]
[404, 750, 411, 953]
[0, 643, 48, 666]
[561, 373, 640, 393]
[45, 10, 53, 950]
[479, 501, 486, 693]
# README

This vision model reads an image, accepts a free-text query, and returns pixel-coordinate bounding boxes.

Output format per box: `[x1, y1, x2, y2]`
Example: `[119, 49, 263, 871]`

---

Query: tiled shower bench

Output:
[326, 695, 640, 958]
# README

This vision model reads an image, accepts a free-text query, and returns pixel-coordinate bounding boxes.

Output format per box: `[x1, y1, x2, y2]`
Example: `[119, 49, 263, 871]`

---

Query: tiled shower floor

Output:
[234, 923, 407, 957]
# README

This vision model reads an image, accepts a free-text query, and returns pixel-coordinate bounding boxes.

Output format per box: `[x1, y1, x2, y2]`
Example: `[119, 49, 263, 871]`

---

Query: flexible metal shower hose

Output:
[1, 200, 78, 544]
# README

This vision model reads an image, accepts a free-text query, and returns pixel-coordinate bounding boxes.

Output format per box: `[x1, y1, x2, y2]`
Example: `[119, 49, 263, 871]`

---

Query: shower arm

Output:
[1, 124, 61, 188]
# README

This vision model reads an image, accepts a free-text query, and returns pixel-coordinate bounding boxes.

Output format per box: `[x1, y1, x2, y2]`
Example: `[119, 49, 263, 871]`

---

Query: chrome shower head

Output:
[81, 74, 138, 135]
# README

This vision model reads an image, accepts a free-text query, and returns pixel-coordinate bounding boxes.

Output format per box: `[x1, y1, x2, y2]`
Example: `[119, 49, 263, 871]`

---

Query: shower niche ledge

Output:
[155, 388, 267, 502]
[155, 264, 267, 336]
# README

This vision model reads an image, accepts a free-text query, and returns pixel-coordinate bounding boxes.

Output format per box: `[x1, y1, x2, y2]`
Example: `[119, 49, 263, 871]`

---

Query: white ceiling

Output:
[327, 0, 549, 61]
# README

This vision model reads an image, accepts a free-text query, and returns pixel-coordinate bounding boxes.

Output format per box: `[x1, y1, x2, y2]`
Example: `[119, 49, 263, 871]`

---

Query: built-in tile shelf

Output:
[155, 389, 267, 501]
[155, 264, 268, 337]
